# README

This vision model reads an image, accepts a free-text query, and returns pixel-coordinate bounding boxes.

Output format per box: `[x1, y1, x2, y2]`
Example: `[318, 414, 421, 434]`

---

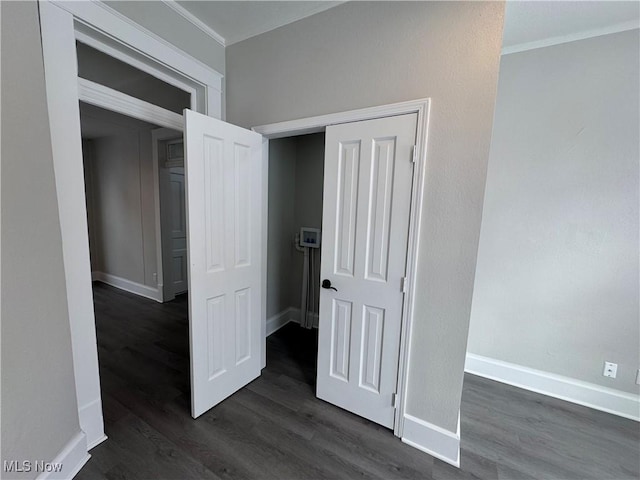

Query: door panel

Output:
[317, 113, 417, 429]
[185, 109, 263, 418]
[169, 169, 188, 294]
[334, 141, 360, 277]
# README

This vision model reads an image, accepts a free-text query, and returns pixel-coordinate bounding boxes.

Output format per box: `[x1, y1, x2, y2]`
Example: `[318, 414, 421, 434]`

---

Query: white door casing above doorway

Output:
[316, 113, 418, 429]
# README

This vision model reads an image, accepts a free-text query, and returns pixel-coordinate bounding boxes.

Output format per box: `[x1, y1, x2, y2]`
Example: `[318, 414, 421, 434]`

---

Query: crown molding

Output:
[161, 0, 226, 47]
[502, 20, 639, 56]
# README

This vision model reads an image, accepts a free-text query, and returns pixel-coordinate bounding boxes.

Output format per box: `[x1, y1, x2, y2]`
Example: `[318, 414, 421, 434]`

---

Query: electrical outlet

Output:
[603, 361, 618, 379]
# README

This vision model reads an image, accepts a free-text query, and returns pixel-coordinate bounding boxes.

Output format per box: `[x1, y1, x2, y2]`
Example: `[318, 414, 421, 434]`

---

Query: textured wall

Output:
[227, 1, 505, 432]
[469, 30, 640, 394]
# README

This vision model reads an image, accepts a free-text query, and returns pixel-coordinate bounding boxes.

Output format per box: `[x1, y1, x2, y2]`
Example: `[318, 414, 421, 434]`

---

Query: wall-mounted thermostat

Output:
[300, 227, 321, 248]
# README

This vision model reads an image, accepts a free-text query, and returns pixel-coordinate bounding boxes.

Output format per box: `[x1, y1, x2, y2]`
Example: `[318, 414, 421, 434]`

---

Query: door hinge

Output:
[392, 393, 397, 408]
[412, 145, 418, 163]
[401, 276, 408, 293]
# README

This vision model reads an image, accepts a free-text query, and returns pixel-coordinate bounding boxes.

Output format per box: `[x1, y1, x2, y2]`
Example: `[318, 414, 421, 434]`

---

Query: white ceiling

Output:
[175, 1, 344, 45]
[503, 1, 639, 49]
[171, 1, 639, 50]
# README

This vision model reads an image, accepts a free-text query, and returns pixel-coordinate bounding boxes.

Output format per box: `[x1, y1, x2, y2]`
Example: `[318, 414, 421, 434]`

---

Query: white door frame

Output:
[79, 78, 184, 132]
[152, 128, 185, 303]
[253, 98, 431, 437]
[39, 0, 223, 452]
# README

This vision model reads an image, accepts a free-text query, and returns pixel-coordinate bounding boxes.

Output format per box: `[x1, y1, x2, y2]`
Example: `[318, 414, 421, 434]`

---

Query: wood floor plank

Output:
[76, 283, 640, 480]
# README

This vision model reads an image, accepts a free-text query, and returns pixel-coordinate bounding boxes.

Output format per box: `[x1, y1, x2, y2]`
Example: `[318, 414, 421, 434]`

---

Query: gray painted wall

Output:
[82, 108, 159, 289]
[267, 137, 297, 317]
[227, 1, 505, 432]
[105, 0, 225, 76]
[1, 1, 81, 475]
[468, 30, 640, 394]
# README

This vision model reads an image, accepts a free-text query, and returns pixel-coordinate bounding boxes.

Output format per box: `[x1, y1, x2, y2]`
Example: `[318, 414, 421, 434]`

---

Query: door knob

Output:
[322, 279, 337, 291]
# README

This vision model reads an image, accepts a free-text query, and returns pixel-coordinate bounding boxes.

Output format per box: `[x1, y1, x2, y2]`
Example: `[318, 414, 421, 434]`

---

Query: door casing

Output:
[253, 98, 431, 438]
[39, 0, 223, 453]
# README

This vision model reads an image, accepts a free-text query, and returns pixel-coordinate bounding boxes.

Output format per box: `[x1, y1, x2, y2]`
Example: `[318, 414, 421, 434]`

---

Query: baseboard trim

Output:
[92, 271, 162, 303]
[401, 414, 460, 467]
[266, 307, 319, 337]
[35, 432, 90, 480]
[79, 398, 107, 450]
[465, 353, 640, 422]
[288, 307, 319, 329]
[266, 308, 296, 336]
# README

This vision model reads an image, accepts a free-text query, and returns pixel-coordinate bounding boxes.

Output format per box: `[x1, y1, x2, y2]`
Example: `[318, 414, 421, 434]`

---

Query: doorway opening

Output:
[256, 103, 430, 437]
[265, 133, 326, 391]
[155, 130, 189, 301]
[79, 102, 192, 429]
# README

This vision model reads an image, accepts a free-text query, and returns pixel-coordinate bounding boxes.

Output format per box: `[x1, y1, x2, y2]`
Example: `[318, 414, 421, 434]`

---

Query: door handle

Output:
[322, 279, 337, 291]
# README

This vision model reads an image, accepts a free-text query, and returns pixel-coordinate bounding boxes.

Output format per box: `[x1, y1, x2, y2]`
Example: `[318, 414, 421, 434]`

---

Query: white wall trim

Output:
[254, 98, 431, 441]
[79, 399, 108, 450]
[35, 432, 90, 480]
[260, 138, 270, 369]
[288, 307, 319, 329]
[401, 414, 460, 468]
[39, 0, 107, 456]
[266, 308, 296, 337]
[92, 271, 163, 303]
[253, 98, 430, 140]
[51, 0, 222, 117]
[265, 307, 319, 337]
[78, 78, 184, 131]
[160, 0, 226, 47]
[502, 21, 639, 56]
[465, 353, 640, 422]
[52, 0, 223, 88]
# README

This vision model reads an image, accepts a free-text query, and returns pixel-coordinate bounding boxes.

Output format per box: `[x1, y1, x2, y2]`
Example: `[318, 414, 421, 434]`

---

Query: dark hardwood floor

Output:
[77, 283, 640, 480]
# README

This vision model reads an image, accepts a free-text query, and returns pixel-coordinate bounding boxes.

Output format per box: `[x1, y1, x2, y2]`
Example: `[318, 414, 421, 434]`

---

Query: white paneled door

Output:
[317, 113, 417, 429]
[168, 168, 188, 295]
[184, 110, 264, 418]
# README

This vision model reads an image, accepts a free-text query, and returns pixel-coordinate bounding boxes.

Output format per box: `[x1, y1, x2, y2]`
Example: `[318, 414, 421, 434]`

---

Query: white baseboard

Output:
[92, 271, 162, 303]
[401, 414, 460, 467]
[78, 398, 107, 450]
[266, 307, 319, 337]
[288, 307, 319, 328]
[35, 432, 90, 480]
[266, 308, 296, 336]
[465, 353, 640, 422]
